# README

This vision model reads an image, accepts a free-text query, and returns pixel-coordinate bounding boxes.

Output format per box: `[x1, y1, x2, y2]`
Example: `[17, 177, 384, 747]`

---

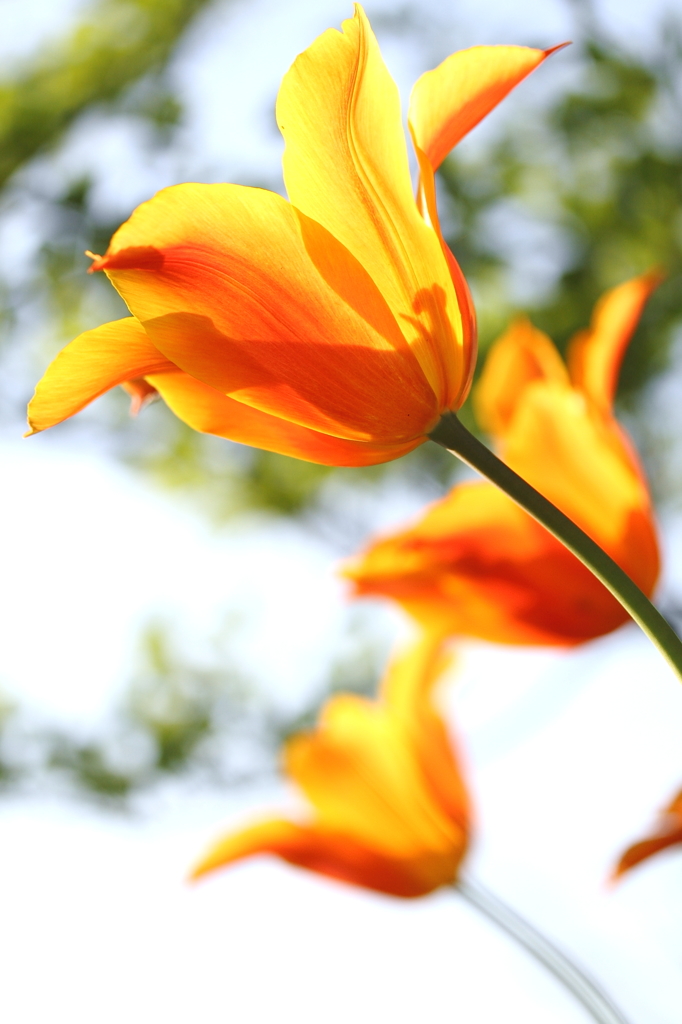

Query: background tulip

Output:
[345, 274, 661, 646]
[191, 633, 470, 898]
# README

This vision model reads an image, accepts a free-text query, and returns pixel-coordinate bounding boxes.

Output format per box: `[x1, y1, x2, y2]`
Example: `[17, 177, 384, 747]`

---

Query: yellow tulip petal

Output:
[26, 317, 175, 434]
[285, 692, 463, 860]
[277, 4, 465, 408]
[475, 317, 569, 436]
[95, 182, 439, 443]
[190, 816, 446, 897]
[380, 634, 470, 828]
[409, 44, 565, 172]
[502, 382, 659, 594]
[567, 270, 662, 412]
[148, 371, 424, 466]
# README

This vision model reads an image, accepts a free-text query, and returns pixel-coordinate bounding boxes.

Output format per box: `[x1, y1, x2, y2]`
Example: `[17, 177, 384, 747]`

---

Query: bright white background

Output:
[2, 0, 682, 1021]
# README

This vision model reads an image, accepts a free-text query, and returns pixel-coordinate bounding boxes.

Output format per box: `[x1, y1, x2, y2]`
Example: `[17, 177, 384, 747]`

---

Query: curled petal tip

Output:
[85, 250, 105, 273]
[545, 41, 571, 57]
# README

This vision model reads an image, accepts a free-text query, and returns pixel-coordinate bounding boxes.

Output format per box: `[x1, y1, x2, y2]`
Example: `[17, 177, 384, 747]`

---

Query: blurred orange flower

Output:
[191, 634, 470, 897]
[344, 274, 661, 646]
[613, 788, 682, 880]
[27, 6, 559, 467]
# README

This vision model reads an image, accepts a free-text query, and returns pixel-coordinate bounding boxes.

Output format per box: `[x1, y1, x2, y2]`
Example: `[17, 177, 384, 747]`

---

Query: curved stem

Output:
[455, 877, 632, 1024]
[429, 413, 682, 682]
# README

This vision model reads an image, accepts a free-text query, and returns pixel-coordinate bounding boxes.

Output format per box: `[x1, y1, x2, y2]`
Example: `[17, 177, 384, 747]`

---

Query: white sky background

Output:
[2, 0, 682, 1021]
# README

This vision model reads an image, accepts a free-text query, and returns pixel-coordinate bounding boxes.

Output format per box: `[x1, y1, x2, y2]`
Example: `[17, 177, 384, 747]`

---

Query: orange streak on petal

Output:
[98, 182, 438, 443]
[147, 371, 425, 467]
[190, 817, 450, 898]
[345, 480, 631, 646]
[26, 317, 175, 434]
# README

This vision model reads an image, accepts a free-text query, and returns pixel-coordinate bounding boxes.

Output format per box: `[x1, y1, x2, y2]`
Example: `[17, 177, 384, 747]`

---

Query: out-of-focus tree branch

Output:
[0, 0, 215, 187]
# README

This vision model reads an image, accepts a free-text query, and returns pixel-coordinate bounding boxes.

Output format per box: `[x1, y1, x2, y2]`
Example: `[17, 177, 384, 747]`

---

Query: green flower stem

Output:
[456, 877, 632, 1024]
[429, 412, 682, 682]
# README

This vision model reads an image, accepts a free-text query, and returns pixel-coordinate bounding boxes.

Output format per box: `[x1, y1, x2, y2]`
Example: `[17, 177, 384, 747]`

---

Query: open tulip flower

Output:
[190, 633, 470, 898]
[27, 5, 560, 467]
[613, 787, 682, 880]
[344, 274, 661, 646]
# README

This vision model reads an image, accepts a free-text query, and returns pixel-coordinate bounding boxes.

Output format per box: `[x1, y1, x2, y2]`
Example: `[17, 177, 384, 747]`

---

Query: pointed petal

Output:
[148, 371, 424, 466]
[190, 817, 442, 897]
[474, 318, 569, 436]
[95, 182, 438, 444]
[26, 317, 175, 434]
[277, 5, 465, 408]
[613, 789, 682, 879]
[409, 44, 565, 172]
[613, 828, 682, 880]
[567, 271, 662, 412]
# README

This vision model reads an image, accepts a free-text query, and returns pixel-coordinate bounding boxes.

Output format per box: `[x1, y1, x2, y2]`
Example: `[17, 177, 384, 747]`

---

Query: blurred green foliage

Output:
[0, 615, 386, 806]
[0, 0, 214, 187]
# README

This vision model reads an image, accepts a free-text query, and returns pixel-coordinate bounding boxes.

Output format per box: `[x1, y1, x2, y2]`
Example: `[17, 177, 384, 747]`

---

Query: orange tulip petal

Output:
[147, 371, 424, 467]
[26, 317, 176, 434]
[345, 480, 631, 646]
[277, 4, 465, 409]
[409, 44, 565, 172]
[474, 317, 569, 436]
[121, 377, 159, 415]
[95, 182, 438, 443]
[567, 270, 663, 412]
[190, 817, 446, 897]
[613, 788, 682, 879]
[613, 828, 682, 880]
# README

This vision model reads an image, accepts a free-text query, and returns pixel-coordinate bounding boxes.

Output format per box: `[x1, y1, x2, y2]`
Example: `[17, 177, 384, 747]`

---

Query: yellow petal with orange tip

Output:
[94, 182, 439, 444]
[277, 4, 465, 410]
[612, 787, 682, 880]
[409, 44, 567, 173]
[189, 817, 450, 897]
[26, 317, 176, 435]
[474, 317, 569, 436]
[148, 371, 425, 467]
[567, 270, 663, 413]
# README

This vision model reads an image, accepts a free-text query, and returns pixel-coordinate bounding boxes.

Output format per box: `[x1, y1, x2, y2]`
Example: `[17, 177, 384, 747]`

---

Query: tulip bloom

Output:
[344, 275, 661, 646]
[613, 787, 682, 880]
[190, 634, 470, 897]
[27, 6, 559, 467]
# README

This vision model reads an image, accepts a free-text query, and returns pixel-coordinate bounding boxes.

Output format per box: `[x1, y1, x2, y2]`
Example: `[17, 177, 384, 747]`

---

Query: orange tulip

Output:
[190, 634, 470, 897]
[27, 7, 560, 467]
[344, 274, 661, 646]
[613, 787, 682, 880]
